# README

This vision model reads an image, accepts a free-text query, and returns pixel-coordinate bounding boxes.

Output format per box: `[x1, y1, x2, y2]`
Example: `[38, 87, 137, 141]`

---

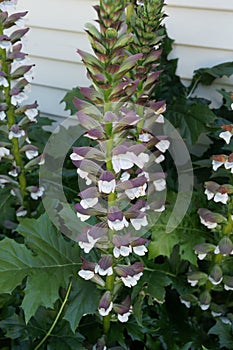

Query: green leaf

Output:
[61, 87, 86, 115]
[191, 61, 233, 87]
[0, 186, 16, 229]
[209, 320, 233, 349]
[149, 202, 206, 265]
[149, 232, 180, 259]
[133, 292, 145, 327]
[218, 89, 233, 110]
[0, 214, 81, 323]
[166, 99, 216, 145]
[63, 278, 100, 332]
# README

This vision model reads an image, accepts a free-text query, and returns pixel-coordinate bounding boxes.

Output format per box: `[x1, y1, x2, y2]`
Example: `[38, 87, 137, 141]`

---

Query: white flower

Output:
[8, 129, 25, 140]
[70, 153, 83, 161]
[0, 40, 12, 50]
[77, 168, 92, 185]
[79, 233, 99, 254]
[122, 272, 143, 288]
[139, 133, 152, 142]
[155, 154, 165, 163]
[214, 192, 228, 204]
[118, 311, 131, 323]
[112, 154, 134, 173]
[125, 183, 147, 200]
[0, 0, 18, 12]
[8, 168, 18, 177]
[25, 108, 38, 122]
[130, 215, 148, 230]
[78, 269, 94, 280]
[25, 149, 39, 160]
[120, 171, 130, 182]
[16, 208, 27, 217]
[99, 302, 113, 316]
[180, 298, 191, 308]
[0, 111, 6, 120]
[224, 284, 233, 291]
[30, 186, 44, 200]
[200, 216, 217, 229]
[0, 178, 9, 188]
[156, 140, 170, 153]
[200, 303, 210, 311]
[0, 76, 8, 87]
[108, 216, 129, 231]
[76, 212, 90, 222]
[113, 245, 132, 258]
[204, 188, 214, 200]
[132, 245, 148, 256]
[153, 178, 166, 191]
[219, 131, 232, 144]
[197, 253, 207, 260]
[187, 279, 198, 287]
[11, 92, 27, 106]
[95, 264, 113, 276]
[225, 161, 233, 172]
[231, 103, 233, 110]
[212, 160, 224, 171]
[98, 179, 116, 194]
[156, 114, 164, 123]
[0, 147, 10, 160]
[80, 197, 98, 209]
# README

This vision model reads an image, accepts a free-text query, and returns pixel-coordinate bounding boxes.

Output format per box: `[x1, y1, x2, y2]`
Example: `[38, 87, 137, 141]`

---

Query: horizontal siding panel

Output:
[25, 27, 91, 63]
[31, 57, 90, 90]
[166, 0, 233, 11]
[170, 44, 233, 84]
[17, 0, 98, 32]
[165, 7, 233, 51]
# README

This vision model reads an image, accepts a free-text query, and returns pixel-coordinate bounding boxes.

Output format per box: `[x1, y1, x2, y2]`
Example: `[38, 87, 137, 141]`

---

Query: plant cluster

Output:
[0, 0, 233, 350]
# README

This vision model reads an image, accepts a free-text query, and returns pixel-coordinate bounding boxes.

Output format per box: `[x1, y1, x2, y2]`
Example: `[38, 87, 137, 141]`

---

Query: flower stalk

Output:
[72, 0, 168, 341]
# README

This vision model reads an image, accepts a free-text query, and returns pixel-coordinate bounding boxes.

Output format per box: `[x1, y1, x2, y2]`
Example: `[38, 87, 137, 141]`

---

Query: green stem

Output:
[34, 280, 73, 350]
[0, 45, 28, 207]
[103, 274, 115, 335]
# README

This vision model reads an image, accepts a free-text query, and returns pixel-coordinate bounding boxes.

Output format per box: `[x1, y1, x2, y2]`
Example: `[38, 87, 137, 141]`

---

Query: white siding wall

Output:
[16, 0, 233, 117]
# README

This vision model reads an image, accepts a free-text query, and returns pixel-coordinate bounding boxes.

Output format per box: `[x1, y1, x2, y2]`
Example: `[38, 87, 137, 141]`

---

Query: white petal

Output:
[219, 131, 232, 144]
[204, 189, 214, 200]
[212, 160, 224, 171]
[78, 270, 94, 280]
[200, 304, 210, 311]
[99, 302, 113, 316]
[70, 153, 83, 161]
[113, 247, 121, 258]
[153, 178, 166, 191]
[155, 154, 165, 164]
[80, 197, 98, 209]
[118, 312, 131, 323]
[214, 192, 228, 204]
[79, 241, 94, 253]
[122, 276, 137, 288]
[133, 245, 148, 256]
[130, 216, 148, 230]
[120, 245, 132, 257]
[77, 212, 90, 222]
[156, 140, 170, 153]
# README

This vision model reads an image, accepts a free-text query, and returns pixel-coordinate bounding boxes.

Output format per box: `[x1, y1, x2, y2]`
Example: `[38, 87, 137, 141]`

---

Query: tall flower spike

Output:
[126, 0, 166, 105]
[0, 6, 41, 215]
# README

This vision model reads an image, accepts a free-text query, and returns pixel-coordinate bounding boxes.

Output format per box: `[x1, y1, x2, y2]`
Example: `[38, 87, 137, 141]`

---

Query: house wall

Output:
[16, 0, 233, 117]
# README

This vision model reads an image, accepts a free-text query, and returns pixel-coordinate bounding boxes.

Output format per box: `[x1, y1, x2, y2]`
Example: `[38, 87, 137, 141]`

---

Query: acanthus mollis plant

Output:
[0, 0, 44, 227]
[183, 102, 233, 324]
[70, 0, 169, 346]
